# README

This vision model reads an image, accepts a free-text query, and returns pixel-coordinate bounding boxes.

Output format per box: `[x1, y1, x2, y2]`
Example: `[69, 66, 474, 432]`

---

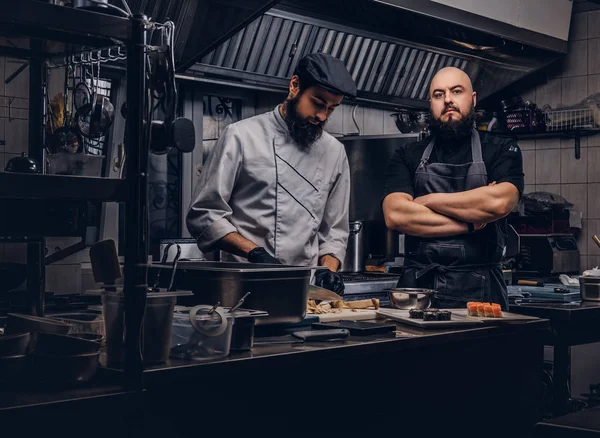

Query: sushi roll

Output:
[422, 310, 439, 321]
[438, 310, 452, 321]
[467, 302, 479, 317]
[483, 303, 494, 317]
[476, 302, 485, 317]
[491, 303, 503, 318]
[409, 308, 424, 319]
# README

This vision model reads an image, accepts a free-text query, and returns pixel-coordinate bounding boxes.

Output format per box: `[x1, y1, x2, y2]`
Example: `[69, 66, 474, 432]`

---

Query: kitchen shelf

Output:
[482, 129, 600, 159]
[0, 0, 130, 57]
[0, 172, 129, 202]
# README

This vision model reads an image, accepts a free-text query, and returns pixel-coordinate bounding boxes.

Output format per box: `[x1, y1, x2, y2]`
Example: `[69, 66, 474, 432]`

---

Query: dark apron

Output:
[400, 128, 509, 310]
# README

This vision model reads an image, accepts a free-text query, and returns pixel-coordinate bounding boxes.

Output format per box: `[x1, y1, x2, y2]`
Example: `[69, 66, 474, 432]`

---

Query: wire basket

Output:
[544, 108, 598, 131]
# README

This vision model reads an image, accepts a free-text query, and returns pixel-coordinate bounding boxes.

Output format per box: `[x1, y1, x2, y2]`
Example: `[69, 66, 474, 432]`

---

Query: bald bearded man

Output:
[383, 67, 524, 310]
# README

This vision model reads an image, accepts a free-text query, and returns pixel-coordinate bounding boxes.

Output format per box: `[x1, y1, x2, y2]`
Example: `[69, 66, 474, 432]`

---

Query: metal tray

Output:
[376, 309, 484, 328]
[150, 261, 312, 326]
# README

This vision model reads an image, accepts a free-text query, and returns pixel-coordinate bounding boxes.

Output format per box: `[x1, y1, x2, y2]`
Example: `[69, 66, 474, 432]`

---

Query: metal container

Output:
[102, 292, 177, 365]
[388, 288, 434, 310]
[342, 221, 365, 273]
[579, 276, 600, 301]
[157, 261, 311, 326]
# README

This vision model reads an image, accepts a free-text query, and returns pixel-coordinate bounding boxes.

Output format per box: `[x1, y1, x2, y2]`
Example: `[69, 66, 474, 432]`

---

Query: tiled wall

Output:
[516, 3, 600, 272]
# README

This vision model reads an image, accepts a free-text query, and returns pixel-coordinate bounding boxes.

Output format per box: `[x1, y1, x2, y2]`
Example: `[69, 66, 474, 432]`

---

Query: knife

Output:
[308, 285, 343, 301]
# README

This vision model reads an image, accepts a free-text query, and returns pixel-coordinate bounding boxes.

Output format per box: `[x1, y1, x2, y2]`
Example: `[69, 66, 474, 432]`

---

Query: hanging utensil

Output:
[152, 243, 181, 292]
[73, 64, 91, 112]
[49, 65, 83, 154]
[75, 59, 115, 139]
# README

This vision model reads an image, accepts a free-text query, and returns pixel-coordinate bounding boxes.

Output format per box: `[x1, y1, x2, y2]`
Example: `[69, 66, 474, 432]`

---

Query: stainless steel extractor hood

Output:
[179, 0, 572, 109]
[116, 0, 280, 71]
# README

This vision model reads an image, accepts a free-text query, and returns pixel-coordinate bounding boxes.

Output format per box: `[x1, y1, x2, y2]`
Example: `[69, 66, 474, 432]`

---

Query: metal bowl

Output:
[388, 288, 434, 310]
[579, 276, 600, 301]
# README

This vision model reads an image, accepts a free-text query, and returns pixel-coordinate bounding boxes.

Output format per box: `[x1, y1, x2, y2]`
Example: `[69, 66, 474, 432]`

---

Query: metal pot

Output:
[342, 221, 365, 273]
[5, 153, 41, 174]
[579, 276, 600, 301]
[390, 110, 416, 134]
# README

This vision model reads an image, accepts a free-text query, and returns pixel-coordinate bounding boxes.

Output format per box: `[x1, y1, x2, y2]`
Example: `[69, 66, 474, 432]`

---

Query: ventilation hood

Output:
[117, 0, 280, 71]
[178, 0, 571, 109]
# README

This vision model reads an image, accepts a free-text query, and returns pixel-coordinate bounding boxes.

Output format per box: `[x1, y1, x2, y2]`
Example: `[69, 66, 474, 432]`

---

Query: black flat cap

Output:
[295, 52, 357, 99]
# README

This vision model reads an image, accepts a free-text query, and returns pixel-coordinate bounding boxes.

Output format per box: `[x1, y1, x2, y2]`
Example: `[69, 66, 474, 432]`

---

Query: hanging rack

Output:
[47, 45, 128, 69]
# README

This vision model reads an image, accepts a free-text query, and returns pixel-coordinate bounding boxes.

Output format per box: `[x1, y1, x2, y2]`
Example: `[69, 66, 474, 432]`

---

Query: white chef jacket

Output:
[186, 106, 350, 267]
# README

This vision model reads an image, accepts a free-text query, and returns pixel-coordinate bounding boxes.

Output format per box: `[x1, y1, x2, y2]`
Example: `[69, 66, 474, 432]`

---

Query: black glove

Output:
[247, 247, 282, 265]
[314, 269, 345, 296]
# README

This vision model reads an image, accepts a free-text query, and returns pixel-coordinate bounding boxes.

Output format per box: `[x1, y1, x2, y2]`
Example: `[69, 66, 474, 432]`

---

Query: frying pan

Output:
[75, 61, 115, 139]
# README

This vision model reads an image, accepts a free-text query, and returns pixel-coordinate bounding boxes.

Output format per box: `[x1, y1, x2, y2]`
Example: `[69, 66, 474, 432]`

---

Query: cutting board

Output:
[315, 309, 379, 322]
[451, 309, 540, 324]
[376, 308, 484, 328]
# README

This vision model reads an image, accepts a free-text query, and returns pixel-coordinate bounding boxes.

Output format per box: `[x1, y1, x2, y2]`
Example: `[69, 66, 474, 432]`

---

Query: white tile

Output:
[589, 74, 600, 106]
[45, 237, 89, 265]
[561, 137, 587, 149]
[589, 11, 600, 38]
[589, 38, 600, 75]
[536, 184, 561, 195]
[343, 104, 363, 135]
[587, 255, 600, 270]
[577, 219, 589, 256]
[4, 119, 28, 154]
[536, 77, 562, 111]
[561, 147, 588, 183]
[588, 147, 600, 182]
[589, 183, 600, 218]
[535, 149, 561, 184]
[0, 58, 4, 98]
[325, 104, 344, 136]
[561, 183, 588, 217]
[4, 59, 28, 99]
[571, 11, 588, 40]
[536, 138, 561, 150]
[520, 87, 536, 103]
[383, 110, 398, 135]
[521, 150, 536, 186]
[523, 184, 536, 194]
[563, 40, 588, 78]
[587, 219, 600, 255]
[562, 76, 588, 107]
[45, 264, 81, 295]
[362, 107, 384, 136]
[517, 139, 536, 151]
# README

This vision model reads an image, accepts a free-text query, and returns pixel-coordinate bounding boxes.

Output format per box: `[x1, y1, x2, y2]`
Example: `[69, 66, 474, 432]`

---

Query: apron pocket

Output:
[434, 269, 487, 307]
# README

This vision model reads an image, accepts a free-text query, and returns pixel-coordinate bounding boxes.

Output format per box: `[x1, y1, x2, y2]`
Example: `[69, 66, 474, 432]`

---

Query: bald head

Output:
[429, 67, 476, 126]
[430, 67, 473, 95]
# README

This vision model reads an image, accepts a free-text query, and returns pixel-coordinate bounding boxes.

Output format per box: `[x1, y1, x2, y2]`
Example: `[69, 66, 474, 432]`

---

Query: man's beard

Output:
[283, 95, 324, 148]
[429, 104, 476, 141]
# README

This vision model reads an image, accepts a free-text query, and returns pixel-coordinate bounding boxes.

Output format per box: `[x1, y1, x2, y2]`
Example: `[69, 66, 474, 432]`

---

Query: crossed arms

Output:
[382, 182, 519, 238]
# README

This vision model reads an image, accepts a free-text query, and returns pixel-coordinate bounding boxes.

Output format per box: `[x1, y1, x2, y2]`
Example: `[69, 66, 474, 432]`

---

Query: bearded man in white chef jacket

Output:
[186, 53, 357, 294]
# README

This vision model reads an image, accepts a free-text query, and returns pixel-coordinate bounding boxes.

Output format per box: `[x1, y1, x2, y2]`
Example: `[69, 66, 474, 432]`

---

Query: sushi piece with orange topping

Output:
[476, 302, 485, 317]
[467, 302, 480, 317]
[483, 303, 494, 317]
[491, 303, 503, 318]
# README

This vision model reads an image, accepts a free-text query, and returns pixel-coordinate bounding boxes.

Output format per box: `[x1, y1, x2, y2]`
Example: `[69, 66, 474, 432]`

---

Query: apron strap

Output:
[409, 259, 502, 279]
[470, 128, 484, 163]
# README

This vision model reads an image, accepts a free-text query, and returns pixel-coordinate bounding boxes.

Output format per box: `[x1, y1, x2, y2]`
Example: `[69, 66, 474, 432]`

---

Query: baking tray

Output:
[376, 309, 484, 328]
